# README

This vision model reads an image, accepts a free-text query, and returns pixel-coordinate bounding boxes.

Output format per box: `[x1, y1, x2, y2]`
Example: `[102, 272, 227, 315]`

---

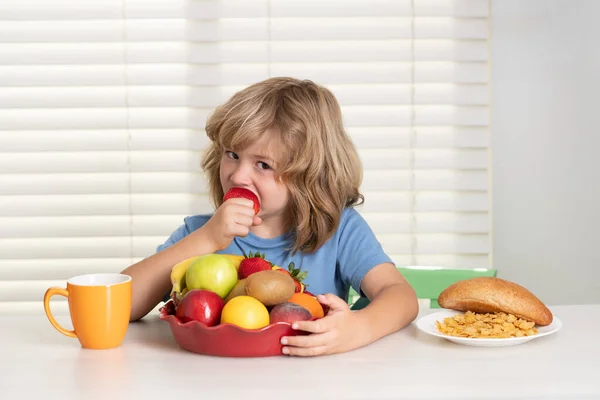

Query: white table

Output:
[1, 305, 598, 400]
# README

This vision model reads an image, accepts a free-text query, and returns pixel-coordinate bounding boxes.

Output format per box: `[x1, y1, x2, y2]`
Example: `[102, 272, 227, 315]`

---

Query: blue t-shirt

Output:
[157, 207, 393, 302]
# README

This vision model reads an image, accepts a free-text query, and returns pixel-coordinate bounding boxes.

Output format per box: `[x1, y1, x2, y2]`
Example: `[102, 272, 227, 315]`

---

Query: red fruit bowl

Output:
[158, 300, 310, 357]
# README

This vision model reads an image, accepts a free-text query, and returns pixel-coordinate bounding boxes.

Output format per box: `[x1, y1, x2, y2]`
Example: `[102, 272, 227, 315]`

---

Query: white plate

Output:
[416, 309, 563, 347]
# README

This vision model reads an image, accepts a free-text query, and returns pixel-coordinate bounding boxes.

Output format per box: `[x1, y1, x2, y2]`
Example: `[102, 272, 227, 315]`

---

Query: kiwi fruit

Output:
[245, 270, 296, 306]
[224, 279, 247, 303]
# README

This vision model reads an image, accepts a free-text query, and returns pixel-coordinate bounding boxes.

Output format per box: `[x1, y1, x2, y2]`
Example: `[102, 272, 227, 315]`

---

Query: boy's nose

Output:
[230, 163, 252, 186]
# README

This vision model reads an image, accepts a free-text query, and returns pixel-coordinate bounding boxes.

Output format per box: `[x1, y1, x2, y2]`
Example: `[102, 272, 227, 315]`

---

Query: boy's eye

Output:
[225, 151, 238, 159]
[257, 161, 271, 170]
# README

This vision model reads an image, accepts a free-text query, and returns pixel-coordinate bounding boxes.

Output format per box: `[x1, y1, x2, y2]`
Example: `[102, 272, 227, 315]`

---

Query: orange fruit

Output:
[288, 293, 324, 319]
[220, 295, 270, 329]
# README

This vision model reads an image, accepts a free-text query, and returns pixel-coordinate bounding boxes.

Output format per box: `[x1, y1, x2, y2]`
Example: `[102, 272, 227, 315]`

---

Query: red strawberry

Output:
[238, 251, 272, 279]
[293, 280, 304, 293]
[280, 262, 308, 293]
[223, 187, 260, 215]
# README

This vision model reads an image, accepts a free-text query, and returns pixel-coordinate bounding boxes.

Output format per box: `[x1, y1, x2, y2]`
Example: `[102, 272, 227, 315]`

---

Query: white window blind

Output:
[0, 0, 491, 315]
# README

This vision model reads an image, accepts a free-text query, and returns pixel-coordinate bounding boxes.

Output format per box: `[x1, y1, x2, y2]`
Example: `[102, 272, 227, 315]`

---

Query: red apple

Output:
[176, 289, 225, 326]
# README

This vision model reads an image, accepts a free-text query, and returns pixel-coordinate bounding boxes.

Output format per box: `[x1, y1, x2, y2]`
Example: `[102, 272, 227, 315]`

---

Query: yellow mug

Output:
[43, 273, 132, 349]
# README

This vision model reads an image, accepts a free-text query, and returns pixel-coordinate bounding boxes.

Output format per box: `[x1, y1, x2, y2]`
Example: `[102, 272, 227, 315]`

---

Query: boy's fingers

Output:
[281, 332, 328, 348]
[282, 345, 328, 357]
[290, 319, 328, 334]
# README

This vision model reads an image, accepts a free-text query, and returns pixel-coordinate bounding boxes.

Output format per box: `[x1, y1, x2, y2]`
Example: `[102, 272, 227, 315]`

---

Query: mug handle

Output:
[43, 287, 76, 338]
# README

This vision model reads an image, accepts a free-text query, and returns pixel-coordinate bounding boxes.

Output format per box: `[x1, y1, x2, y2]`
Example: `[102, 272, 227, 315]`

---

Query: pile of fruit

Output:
[167, 252, 325, 330]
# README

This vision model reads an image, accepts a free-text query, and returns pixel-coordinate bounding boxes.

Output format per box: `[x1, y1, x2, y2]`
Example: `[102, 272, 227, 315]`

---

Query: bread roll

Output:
[437, 277, 553, 326]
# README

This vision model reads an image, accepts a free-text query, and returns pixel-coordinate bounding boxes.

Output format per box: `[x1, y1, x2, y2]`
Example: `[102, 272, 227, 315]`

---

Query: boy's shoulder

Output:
[182, 214, 212, 234]
[156, 214, 212, 254]
[328, 206, 373, 243]
[338, 206, 367, 230]
[341, 206, 361, 220]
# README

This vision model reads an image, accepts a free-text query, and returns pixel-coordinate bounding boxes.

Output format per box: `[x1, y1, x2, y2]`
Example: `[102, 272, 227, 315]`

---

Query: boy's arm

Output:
[354, 262, 419, 344]
[121, 227, 217, 322]
[279, 262, 418, 356]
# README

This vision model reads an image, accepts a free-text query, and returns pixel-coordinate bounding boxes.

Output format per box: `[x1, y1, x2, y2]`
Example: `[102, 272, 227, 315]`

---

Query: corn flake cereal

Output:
[436, 311, 538, 338]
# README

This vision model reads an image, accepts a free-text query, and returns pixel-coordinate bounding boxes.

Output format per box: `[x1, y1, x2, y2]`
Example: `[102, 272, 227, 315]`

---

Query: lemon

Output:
[220, 296, 270, 329]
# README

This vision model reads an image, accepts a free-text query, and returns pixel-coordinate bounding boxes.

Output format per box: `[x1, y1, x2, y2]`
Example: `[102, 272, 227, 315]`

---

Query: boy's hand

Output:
[195, 198, 261, 251]
[279, 294, 368, 357]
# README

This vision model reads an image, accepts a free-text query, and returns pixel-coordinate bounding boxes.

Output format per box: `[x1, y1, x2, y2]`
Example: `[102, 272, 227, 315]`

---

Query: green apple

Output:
[185, 254, 238, 299]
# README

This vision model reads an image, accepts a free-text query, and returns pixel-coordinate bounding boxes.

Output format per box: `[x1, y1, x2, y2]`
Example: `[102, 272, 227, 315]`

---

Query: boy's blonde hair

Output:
[201, 77, 364, 253]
